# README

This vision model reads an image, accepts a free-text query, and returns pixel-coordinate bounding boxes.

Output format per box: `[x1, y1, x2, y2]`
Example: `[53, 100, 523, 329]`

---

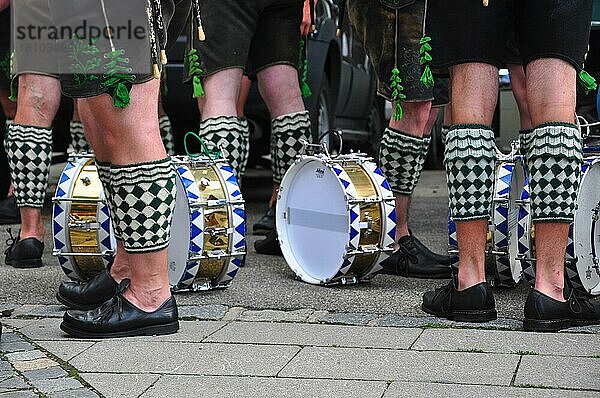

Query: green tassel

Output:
[192, 75, 204, 98]
[299, 39, 311, 98]
[418, 36, 435, 89]
[389, 67, 406, 120]
[420, 65, 434, 88]
[112, 82, 130, 108]
[578, 70, 597, 94]
[187, 49, 205, 98]
[393, 102, 403, 121]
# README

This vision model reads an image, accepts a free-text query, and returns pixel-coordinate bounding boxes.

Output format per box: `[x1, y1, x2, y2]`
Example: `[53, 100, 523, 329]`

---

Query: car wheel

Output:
[367, 97, 385, 160]
[311, 76, 336, 154]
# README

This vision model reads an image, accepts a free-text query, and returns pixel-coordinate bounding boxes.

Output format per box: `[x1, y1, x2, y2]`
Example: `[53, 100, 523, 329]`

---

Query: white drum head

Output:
[574, 159, 600, 295]
[277, 158, 349, 284]
[167, 173, 193, 287]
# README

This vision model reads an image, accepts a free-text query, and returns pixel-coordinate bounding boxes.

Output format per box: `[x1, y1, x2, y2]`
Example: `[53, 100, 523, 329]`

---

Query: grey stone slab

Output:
[280, 346, 520, 385]
[22, 366, 68, 381]
[384, 382, 596, 398]
[0, 334, 21, 344]
[15, 319, 94, 342]
[412, 329, 600, 356]
[11, 305, 64, 318]
[0, 343, 34, 354]
[0, 376, 28, 390]
[12, 358, 58, 372]
[312, 312, 378, 326]
[0, 320, 35, 330]
[515, 355, 600, 390]
[71, 341, 300, 376]
[0, 362, 12, 372]
[30, 377, 83, 393]
[35, 341, 96, 362]
[80, 373, 160, 398]
[377, 315, 447, 328]
[141, 375, 387, 398]
[238, 309, 314, 323]
[0, 391, 39, 398]
[178, 305, 228, 320]
[47, 388, 100, 398]
[5, 351, 45, 362]
[564, 324, 600, 334]
[205, 321, 422, 349]
[112, 321, 227, 343]
[452, 318, 523, 331]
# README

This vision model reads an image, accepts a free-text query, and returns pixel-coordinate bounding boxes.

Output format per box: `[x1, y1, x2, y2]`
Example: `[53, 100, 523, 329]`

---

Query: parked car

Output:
[162, 0, 386, 164]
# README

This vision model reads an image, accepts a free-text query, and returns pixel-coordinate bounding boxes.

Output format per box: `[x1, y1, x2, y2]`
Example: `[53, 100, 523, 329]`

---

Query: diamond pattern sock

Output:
[272, 111, 311, 185]
[69, 121, 89, 153]
[445, 125, 496, 221]
[159, 115, 176, 156]
[199, 116, 249, 179]
[96, 161, 122, 241]
[379, 128, 424, 196]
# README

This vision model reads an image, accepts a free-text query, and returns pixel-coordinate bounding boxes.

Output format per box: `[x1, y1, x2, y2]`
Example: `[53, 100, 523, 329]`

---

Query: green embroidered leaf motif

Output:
[192, 75, 204, 98]
[186, 48, 205, 98]
[578, 70, 597, 94]
[298, 38, 312, 98]
[420, 43, 432, 53]
[420, 65, 435, 88]
[419, 36, 432, 44]
[393, 102, 403, 121]
[102, 48, 134, 108]
[113, 82, 130, 108]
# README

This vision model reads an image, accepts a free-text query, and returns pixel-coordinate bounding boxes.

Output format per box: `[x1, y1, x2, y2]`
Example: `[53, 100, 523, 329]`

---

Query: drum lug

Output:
[68, 220, 101, 231]
[53, 249, 115, 257]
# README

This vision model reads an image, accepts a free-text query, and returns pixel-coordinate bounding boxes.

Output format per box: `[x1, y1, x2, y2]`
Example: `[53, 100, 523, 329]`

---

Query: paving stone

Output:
[0, 343, 34, 354]
[280, 346, 519, 385]
[0, 320, 34, 330]
[205, 321, 422, 349]
[30, 377, 83, 393]
[312, 312, 378, 326]
[0, 334, 21, 344]
[47, 388, 99, 398]
[112, 321, 227, 343]
[141, 375, 387, 398]
[563, 324, 600, 334]
[221, 307, 246, 321]
[16, 319, 81, 341]
[11, 305, 64, 318]
[412, 329, 600, 356]
[71, 341, 300, 376]
[452, 318, 523, 330]
[12, 358, 58, 372]
[80, 373, 160, 398]
[377, 315, 445, 328]
[35, 341, 96, 362]
[238, 309, 314, 323]
[0, 306, 16, 317]
[0, 376, 28, 390]
[0, 362, 12, 372]
[5, 351, 45, 362]
[0, 390, 39, 397]
[515, 355, 600, 390]
[178, 305, 228, 320]
[384, 381, 595, 397]
[22, 366, 68, 381]
[306, 310, 328, 323]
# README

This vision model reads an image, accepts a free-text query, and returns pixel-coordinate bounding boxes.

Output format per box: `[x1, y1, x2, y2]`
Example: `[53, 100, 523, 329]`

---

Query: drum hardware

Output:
[348, 197, 387, 204]
[189, 199, 245, 208]
[339, 276, 359, 285]
[188, 251, 246, 262]
[359, 214, 373, 233]
[52, 197, 105, 204]
[344, 246, 390, 258]
[67, 153, 95, 160]
[172, 280, 231, 293]
[449, 248, 511, 257]
[53, 249, 115, 257]
[68, 220, 101, 231]
[205, 226, 233, 236]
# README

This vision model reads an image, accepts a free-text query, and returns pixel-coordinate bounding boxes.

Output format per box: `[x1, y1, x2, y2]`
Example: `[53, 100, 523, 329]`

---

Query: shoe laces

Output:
[98, 280, 129, 324]
[398, 237, 419, 264]
[568, 290, 597, 315]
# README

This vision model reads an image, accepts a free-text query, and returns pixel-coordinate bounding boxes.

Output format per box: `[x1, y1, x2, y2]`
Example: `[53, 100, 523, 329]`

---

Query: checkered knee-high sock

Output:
[159, 115, 176, 156]
[526, 122, 582, 223]
[445, 125, 496, 221]
[69, 120, 89, 153]
[271, 111, 311, 185]
[199, 116, 249, 180]
[110, 157, 176, 253]
[379, 128, 425, 196]
[4, 123, 53, 208]
[96, 161, 122, 241]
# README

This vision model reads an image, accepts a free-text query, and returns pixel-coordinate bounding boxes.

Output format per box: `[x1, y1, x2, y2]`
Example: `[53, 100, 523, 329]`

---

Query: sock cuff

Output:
[271, 110, 310, 131]
[111, 157, 173, 186]
[445, 126, 495, 160]
[529, 123, 581, 159]
[200, 116, 248, 133]
[381, 128, 423, 154]
[8, 123, 52, 144]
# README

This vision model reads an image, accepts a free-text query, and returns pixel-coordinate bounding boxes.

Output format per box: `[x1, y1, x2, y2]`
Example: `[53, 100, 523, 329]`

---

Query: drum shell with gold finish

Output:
[276, 154, 396, 285]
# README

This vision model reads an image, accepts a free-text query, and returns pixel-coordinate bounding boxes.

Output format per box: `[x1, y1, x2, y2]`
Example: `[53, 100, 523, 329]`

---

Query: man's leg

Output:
[4, 74, 60, 267]
[507, 64, 532, 131]
[69, 100, 89, 153]
[158, 95, 175, 156]
[421, 63, 498, 322]
[0, 88, 19, 224]
[254, 64, 311, 254]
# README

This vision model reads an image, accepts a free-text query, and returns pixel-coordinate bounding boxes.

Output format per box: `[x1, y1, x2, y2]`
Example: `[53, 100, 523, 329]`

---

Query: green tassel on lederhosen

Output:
[419, 36, 434, 88]
[8, 52, 16, 102]
[299, 38, 312, 98]
[578, 47, 597, 94]
[102, 49, 135, 108]
[186, 48, 205, 98]
[390, 68, 406, 121]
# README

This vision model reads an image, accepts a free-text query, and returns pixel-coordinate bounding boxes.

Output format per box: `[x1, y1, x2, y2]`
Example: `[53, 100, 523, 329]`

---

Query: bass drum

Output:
[276, 153, 396, 285]
[448, 157, 527, 287]
[53, 155, 116, 281]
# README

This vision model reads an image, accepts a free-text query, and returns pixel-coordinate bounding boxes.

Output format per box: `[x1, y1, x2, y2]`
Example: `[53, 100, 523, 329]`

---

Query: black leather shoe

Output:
[254, 229, 282, 255]
[380, 235, 454, 279]
[56, 268, 119, 311]
[60, 284, 179, 338]
[0, 196, 21, 225]
[523, 288, 600, 332]
[253, 206, 275, 235]
[422, 278, 497, 322]
[4, 230, 43, 268]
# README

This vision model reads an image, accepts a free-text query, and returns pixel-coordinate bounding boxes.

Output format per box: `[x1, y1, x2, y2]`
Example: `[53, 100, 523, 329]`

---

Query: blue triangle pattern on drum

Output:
[232, 190, 241, 197]
[56, 187, 66, 197]
[232, 258, 242, 267]
[65, 162, 75, 170]
[235, 238, 245, 249]
[227, 174, 238, 185]
[333, 167, 343, 176]
[350, 209, 358, 223]
[54, 236, 64, 250]
[181, 176, 194, 189]
[190, 241, 201, 252]
[381, 179, 391, 191]
[340, 179, 350, 189]
[177, 166, 186, 174]
[388, 208, 396, 223]
[221, 165, 233, 173]
[350, 227, 359, 240]
[59, 173, 70, 184]
[235, 222, 245, 236]
[101, 206, 110, 217]
[228, 268, 239, 278]
[183, 271, 195, 281]
[101, 236, 112, 248]
[191, 223, 202, 238]
[53, 205, 63, 217]
[101, 219, 110, 232]
[58, 256, 68, 266]
[374, 167, 385, 177]
[187, 191, 199, 200]
[234, 208, 245, 218]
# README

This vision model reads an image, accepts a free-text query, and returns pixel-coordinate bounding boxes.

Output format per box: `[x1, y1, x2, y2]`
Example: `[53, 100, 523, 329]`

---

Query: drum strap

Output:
[526, 122, 582, 223]
[159, 115, 176, 156]
[110, 157, 176, 253]
[5, 123, 53, 208]
[199, 116, 250, 180]
[69, 121, 90, 154]
[271, 110, 312, 185]
[379, 128, 424, 196]
[444, 125, 496, 221]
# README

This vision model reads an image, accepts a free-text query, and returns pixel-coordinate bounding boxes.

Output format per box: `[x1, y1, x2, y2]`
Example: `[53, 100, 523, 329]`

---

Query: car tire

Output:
[366, 97, 385, 160]
[311, 76, 336, 153]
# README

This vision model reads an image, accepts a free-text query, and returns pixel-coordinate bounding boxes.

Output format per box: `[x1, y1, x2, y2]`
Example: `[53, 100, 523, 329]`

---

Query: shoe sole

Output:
[252, 228, 273, 236]
[422, 304, 498, 323]
[521, 318, 599, 332]
[7, 259, 43, 268]
[379, 269, 451, 280]
[60, 320, 179, 338]
[55, 292, 101, 311]
[0, 218, 21, 225]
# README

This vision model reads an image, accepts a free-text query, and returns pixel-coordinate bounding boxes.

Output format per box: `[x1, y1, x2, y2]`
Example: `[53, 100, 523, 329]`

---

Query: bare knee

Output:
[450, 63, 498, 125]
[257, 65, 304, 117]
[389, 101, 432, 134]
